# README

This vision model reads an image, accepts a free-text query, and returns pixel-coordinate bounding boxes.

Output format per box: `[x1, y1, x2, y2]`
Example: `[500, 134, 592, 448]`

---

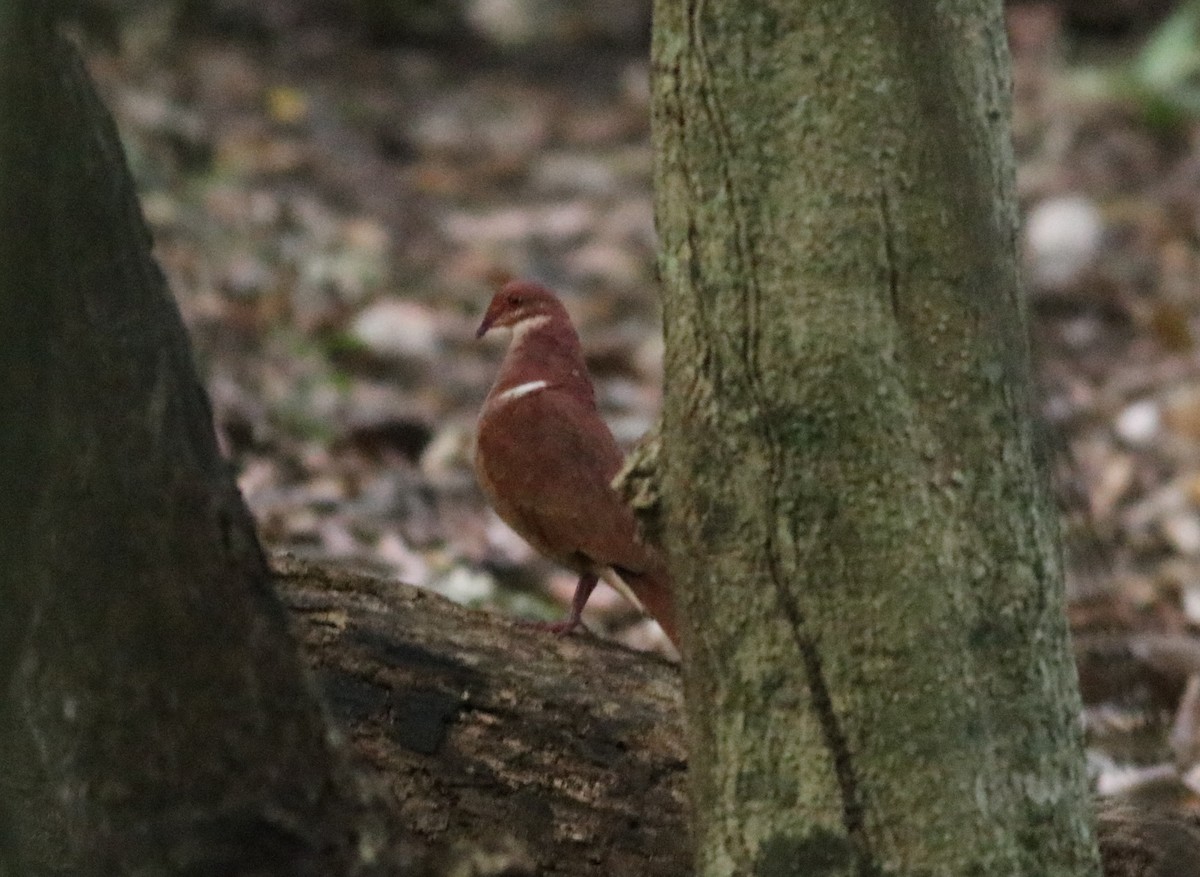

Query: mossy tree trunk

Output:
[652, 2, 1102, 875]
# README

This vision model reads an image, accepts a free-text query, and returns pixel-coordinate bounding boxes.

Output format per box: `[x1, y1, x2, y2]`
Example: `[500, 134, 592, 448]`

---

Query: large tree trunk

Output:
[0, 6, 372, 874]
[652, 2, 1101, 875]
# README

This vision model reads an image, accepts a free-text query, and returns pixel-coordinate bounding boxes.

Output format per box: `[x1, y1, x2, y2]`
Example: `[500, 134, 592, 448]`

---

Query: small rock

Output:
[221, 251, 273, 298]
[318, 519, 358, 557]
[533, 153, 617, 195]
[1184, 582, 1200, 625]
[465, 0, 541, 47]
[432, 567, 497, 605]
[1024, 195, 1103, 291]
[375, 532, 431, 586]
[1162, 513, 1200, 556]
[1060, 315, 1102, 350]
[1114, 398, 1161, 446]
[351, 299, 440, 361]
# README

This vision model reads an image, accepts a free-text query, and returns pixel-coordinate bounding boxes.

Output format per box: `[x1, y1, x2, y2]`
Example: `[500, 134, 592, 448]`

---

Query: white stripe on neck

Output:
[511, 314, 551, 341]
[496, 379, 550, 403]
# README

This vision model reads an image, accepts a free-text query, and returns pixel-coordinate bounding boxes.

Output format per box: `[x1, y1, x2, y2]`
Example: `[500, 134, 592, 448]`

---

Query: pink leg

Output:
[529, 572, 597, 637]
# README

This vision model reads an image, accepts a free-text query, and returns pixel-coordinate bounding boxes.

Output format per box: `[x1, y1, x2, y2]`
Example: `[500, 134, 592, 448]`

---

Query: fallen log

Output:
[274, 557, 691, 877]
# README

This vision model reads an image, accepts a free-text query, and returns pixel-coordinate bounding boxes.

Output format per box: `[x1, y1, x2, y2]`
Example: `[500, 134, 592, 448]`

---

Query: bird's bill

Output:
[476, 292, 511, 338]
[475, 298, 502, 338]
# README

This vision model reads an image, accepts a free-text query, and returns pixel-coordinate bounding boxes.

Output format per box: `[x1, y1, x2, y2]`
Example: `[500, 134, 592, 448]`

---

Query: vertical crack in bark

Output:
[879, 186, 901, 320]
[685, 0, 761, 383]
[683, 3, 879, 873]
[777, 589, 879, 876]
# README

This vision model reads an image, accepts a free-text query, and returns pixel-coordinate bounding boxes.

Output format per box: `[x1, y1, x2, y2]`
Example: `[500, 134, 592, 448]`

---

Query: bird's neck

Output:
[490, 315, 595, 407]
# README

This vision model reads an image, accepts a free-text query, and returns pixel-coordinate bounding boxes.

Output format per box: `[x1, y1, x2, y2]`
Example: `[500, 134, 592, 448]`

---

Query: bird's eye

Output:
[507, 294, 521, 307]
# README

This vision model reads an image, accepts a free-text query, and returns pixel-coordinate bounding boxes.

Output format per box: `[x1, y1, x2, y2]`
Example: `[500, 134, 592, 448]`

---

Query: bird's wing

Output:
[476, 388, 653, 574]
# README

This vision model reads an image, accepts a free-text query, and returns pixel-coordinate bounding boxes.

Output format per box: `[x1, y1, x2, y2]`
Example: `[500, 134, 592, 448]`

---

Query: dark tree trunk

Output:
[0, 6, 371, 874]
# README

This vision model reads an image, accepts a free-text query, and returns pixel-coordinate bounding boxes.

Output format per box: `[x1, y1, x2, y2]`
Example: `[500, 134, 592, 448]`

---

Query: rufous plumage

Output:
[473, 280, 677, 647]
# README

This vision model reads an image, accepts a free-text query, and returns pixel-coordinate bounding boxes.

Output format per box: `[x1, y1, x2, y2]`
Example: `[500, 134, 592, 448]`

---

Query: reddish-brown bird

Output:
[474, 279, 677, 647]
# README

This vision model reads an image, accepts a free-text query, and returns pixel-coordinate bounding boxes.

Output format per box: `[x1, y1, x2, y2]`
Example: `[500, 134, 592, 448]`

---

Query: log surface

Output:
[275, 558, 692, 877]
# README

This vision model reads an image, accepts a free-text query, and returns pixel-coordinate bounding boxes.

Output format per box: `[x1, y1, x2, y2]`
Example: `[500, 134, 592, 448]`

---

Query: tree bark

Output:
[276, 558, 690, 877]
[0, 7, 372, 874]
[652, 1, 1101, 875]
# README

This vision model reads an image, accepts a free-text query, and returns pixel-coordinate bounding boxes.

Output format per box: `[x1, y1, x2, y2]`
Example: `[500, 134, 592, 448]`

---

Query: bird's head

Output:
[476, 280, 569, 339]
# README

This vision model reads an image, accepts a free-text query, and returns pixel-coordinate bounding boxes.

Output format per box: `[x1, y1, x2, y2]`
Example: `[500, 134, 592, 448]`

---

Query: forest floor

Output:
[79, 0, 1200, 813]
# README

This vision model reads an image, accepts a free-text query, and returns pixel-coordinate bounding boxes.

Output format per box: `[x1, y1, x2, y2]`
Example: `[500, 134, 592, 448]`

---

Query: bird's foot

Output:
[520, 574, 597, 638]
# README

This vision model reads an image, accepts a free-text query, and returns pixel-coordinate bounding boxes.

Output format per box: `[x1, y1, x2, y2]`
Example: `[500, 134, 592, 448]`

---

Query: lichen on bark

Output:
[652, 1, 1101, 874]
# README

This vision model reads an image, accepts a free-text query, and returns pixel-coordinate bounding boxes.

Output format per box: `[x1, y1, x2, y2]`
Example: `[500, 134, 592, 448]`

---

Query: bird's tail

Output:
[603, 563, 677, 649]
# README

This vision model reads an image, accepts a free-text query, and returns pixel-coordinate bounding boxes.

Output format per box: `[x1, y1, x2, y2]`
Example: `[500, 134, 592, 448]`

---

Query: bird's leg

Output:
[531, 571, 597, 637]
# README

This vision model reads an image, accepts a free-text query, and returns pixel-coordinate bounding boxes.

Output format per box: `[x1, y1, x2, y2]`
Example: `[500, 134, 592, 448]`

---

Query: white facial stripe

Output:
[496, 379, 550, 403]
[510, 314, 550, 340]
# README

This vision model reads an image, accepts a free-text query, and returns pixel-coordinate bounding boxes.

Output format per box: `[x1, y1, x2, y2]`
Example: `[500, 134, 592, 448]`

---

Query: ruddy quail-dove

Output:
[474, 280, 677, 646]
